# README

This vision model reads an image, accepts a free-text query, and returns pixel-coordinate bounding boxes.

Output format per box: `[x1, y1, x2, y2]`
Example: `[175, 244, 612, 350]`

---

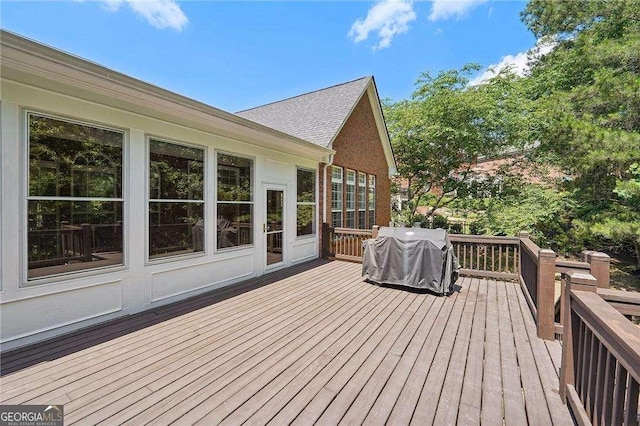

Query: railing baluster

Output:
[492, 245, 495, 271]
[624, 376, 639, 426]
[611, 363, 627, 425]
[499, 245, 503, 272]
[483, 245, 487, 271]
[601, 352, 616, 426]
[592, 341, 605, 421]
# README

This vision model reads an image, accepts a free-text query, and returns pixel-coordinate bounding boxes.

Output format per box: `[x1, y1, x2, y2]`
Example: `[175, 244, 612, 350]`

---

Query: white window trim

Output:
[214, 150, 256, 252]
[345, 169, 356, 228]
[21, 110, 128, 286]
[146, 136, 207, 264]
[331, 166, 343, 228]
[295, 167, 316, 239]
[358, 172, 367, 229]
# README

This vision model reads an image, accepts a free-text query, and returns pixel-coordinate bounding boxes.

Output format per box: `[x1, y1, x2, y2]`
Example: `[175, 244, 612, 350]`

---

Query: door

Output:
[265, 189, 284, 267]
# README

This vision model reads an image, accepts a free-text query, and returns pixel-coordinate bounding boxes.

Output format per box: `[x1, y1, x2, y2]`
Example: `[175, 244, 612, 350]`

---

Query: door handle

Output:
[263, 223, 266, 233]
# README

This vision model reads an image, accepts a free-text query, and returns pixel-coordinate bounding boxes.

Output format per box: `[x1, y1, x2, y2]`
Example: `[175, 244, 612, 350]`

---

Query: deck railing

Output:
[321, 223, 638, 424]
[321, 224, 376, 263]
[560, 272, 640, 425]
[448, 234, 519, 280]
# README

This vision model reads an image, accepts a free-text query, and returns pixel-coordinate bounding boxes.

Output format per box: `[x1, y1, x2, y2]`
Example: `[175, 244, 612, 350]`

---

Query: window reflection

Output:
[217, 153, 253, 249]
[27, 114, 124, 280]
[296, 169, 316, 236]
[149, 139, 205, 259]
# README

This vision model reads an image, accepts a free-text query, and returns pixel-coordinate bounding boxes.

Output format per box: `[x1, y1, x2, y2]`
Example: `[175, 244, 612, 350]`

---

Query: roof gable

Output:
[236, 77, 372, 148]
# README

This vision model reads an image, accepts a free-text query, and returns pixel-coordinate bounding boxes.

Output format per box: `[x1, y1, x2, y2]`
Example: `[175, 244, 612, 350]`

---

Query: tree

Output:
[385, 64, 529, 223]
[521, 0, 640, 257]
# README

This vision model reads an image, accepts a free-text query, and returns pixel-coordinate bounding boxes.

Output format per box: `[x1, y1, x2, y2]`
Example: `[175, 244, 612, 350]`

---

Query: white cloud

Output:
[349, 0, 416, 50]
[468, 41, 556, 86]
[429, 0, 487, 21]
[98, 0, 188, 31]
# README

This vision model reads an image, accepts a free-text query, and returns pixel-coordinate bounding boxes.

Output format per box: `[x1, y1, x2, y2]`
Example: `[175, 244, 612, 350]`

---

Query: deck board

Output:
[0, 259, 573, 425]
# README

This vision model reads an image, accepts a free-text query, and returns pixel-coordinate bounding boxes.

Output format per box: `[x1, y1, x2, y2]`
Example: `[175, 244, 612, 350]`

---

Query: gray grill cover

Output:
[362, 227, 459, 293]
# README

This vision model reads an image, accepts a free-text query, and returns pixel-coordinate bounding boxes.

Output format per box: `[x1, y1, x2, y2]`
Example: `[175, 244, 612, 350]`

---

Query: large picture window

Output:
[331, 166, 343, 228]
[368, 174, 376, 228]
[296, 168, 315, 237]
[358, 172, 367, 229]
[27, 113, 124, 280]
[217, 153, 253, 249]
[345, 170, 356, 228]
[148, 139, 204, 259]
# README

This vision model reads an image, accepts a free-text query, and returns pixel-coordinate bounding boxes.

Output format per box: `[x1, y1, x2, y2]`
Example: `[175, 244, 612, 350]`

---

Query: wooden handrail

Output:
[597, 288, 640, 318]
[448, 234, 519, 244]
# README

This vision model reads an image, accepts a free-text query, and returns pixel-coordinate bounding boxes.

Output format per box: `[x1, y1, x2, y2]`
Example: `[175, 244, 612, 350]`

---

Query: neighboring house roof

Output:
[237, 77, 371, 148]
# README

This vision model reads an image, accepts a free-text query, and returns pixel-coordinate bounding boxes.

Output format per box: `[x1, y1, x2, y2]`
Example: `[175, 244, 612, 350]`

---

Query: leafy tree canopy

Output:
[385, 64, 530, 222]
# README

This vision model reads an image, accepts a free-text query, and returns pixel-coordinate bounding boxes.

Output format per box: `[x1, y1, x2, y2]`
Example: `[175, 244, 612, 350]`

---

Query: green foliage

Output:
[591, 163, 640, 266]
[432, 214, 449, 229]
[474, 185, 582, 252]
[385, 64, 530, 224]
[518, 0, 640, 258]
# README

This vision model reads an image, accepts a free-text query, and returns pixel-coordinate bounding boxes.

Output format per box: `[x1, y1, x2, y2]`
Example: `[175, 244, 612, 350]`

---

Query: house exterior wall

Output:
[322, 94, 391, 230]
[0, 79, 321, 350]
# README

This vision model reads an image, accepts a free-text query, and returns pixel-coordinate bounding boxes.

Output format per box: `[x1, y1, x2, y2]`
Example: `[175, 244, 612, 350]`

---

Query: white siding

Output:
[0, 80, 320, 350]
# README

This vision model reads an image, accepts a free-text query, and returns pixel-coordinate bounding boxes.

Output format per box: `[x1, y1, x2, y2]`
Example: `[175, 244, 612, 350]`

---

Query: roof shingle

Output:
[236, 76, 372, 147]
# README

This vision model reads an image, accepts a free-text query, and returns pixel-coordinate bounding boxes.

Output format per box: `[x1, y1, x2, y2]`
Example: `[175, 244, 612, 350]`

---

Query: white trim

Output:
[146, 136, 207, 263]
[21, 110, 128, 285]
[263, 183, 287, 272]
[295, 167, 316, 239]
[214, 150, 256, 253]
[1, 31, 334, 162]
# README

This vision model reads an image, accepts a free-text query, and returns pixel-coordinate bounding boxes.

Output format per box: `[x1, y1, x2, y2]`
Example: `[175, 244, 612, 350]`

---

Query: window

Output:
[217, 153, 253, 249]
[331, 166, 343, 228]
[27, 113, 124, 280]
[358, 172, 367, 229]
[345, 170, 356, 228]
[148, 139, 204, 259]
[368, 175, 376, 228]
[296, 168, 315, 237]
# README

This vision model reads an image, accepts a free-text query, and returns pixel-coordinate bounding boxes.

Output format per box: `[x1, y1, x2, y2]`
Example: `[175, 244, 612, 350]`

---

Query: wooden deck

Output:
[0, 260, 573, 425]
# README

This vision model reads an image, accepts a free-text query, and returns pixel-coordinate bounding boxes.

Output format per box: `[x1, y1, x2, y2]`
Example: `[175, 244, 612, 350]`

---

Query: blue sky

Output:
[1, 1, 537, 112]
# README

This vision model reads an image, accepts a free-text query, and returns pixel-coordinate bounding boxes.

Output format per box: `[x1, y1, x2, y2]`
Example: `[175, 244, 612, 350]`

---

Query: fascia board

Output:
[0, 31, 334, 162]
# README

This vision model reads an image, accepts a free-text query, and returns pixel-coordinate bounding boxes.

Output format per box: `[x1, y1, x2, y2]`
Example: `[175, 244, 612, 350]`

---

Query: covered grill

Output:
[362, 227, 459, 294]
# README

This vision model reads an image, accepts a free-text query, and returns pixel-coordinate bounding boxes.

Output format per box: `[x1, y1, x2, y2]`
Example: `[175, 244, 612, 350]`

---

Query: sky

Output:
[1, 0, 539, 112]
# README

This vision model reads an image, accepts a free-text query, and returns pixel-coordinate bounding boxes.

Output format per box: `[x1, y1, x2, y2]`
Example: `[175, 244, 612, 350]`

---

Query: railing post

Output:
[372, 225, 379, 239]
[518, 231, 529, 280]
[559, 271, 598, 404]
[582, 250, 610, 289]
[537, 248, 557, 340]
[322, 223, 330, 259]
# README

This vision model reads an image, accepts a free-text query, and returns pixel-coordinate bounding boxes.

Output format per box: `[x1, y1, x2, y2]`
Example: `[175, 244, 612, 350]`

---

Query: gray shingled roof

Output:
[236, 76, 372, 147]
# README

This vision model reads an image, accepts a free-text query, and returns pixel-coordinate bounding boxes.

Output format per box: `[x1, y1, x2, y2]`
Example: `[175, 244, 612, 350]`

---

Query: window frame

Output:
[295, 167, 316, 239]
[358, 172, 367, 229]
[345, 169, 356, 229]
[146, 136, 207, 263]
[22, 111, 127, 285]
[331, 166, 343, 228]
[368, 174, 376, 228]
[215, 150, 255, 252]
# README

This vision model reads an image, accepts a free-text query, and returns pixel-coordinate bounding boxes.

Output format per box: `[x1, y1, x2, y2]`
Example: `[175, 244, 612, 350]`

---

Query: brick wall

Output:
[318, 93, 391, 236]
